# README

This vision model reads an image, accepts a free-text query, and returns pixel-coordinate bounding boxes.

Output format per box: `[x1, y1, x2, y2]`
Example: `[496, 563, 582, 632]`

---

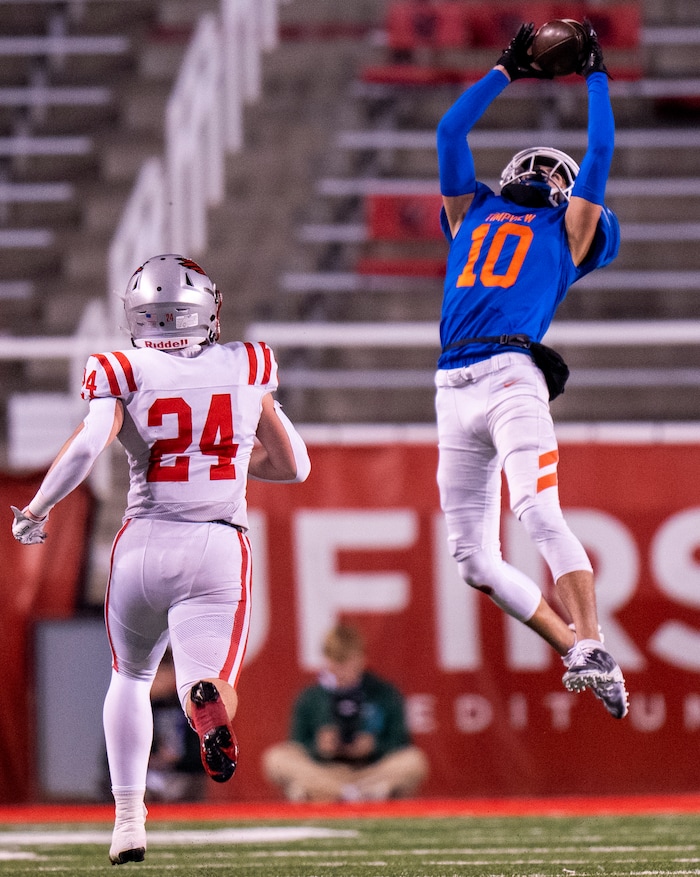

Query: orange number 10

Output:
[456, 222, 534, 289]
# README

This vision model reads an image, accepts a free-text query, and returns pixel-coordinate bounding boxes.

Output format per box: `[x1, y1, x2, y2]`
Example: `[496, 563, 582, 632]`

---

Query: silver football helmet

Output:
[500, 147, 580, 208]
[124, 254, 221, 350]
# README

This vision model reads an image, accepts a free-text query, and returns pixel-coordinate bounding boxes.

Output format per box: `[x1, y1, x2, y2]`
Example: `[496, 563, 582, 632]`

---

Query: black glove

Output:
[497, 22, 553, 81]
[578, 18, 611, 78]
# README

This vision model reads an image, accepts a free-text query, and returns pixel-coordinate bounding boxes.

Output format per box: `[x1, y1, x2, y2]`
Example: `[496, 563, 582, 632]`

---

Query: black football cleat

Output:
[189, 681, 239, 782]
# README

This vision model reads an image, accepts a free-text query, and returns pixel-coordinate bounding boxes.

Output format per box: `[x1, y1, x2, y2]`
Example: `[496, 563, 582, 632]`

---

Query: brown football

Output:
[531, 19, 589, 77]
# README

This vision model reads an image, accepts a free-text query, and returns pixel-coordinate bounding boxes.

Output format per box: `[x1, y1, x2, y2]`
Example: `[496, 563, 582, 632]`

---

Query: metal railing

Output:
[2, 0, 280, 356]
[107, 0, 277, 324]
[241, 320, 700, 392]
[2, 0, 282, 473]
[244, 320, 700, 350]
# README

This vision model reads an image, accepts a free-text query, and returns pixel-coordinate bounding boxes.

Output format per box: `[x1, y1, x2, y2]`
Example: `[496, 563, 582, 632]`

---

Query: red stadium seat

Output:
[656, 96, 700, 118]
[385, 1, 641, 50]
[361, 61, 642, 86]
[361, 62, 642, 86]
[582, 4, 641, 49]
[386, 0, 469, 52]
[360, 64, 479, 86]
[356, 256, 446, 277]
[375, 2, 642, 87]
[461, 3, 640, 49]
[559, 63, 643, 81]
[367, 193, 444, 241]
[463, 3, 563, 48]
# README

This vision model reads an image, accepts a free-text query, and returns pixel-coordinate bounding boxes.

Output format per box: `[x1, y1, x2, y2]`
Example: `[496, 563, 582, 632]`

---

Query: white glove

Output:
[11, 506, 48, 545]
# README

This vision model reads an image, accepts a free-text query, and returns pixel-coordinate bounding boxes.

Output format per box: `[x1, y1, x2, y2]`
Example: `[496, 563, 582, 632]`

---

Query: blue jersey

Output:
[438, 182, 620, 369]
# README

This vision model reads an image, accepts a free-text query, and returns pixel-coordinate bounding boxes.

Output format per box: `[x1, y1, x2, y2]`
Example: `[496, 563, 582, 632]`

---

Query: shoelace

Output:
[565, 645, 589, 668]
[566, 638, 605, 668]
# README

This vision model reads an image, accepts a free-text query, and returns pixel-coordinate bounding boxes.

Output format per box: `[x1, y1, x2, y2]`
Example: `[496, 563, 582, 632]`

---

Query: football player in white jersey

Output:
[11, 254, 311, 865]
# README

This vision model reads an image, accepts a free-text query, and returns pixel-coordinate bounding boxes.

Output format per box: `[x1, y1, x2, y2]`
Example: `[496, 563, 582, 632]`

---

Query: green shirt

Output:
[289, 671, 412, 764]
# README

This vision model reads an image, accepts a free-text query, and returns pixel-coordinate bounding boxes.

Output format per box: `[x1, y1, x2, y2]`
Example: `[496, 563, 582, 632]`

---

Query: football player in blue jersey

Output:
[434, 21, 628, 718]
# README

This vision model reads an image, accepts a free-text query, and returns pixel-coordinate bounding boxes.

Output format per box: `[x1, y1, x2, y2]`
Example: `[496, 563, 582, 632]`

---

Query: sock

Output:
[103, 669, 154, 789]
[112, 786, 147, 823]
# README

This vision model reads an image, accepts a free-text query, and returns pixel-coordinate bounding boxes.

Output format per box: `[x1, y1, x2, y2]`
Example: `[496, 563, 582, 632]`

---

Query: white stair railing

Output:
[108, 0, 278, 326]
[4, 0, 282, 472]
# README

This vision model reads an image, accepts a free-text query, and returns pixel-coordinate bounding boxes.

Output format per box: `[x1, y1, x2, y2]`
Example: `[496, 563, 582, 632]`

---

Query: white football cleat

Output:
[109, 804, 147, 865]
[562, 639, 629, 719]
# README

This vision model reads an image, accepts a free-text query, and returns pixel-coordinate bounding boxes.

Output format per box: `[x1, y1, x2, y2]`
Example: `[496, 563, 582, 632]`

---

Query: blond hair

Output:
[322, 624, 365, 663]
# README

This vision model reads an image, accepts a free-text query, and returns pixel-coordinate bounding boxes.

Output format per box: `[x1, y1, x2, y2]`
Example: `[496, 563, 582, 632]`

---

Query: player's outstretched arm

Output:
[565, 23, 614, 265]
[437, 24, 545, 236]
[249, 394, 310, 483]
[437, 66, 508, 235]
[11, 397, 123, 544]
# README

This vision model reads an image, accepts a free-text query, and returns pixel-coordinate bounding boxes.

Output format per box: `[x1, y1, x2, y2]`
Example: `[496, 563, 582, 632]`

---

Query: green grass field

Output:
[0, 812, 699, 877]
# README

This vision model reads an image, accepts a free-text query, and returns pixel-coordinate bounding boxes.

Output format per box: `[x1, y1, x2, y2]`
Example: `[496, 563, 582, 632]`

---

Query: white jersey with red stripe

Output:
[80, 341, 277, 527]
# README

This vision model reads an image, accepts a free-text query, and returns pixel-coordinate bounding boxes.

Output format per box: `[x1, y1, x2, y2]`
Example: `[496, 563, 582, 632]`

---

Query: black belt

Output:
[210, 519, 245, 533]
[442, 333, 532, 353]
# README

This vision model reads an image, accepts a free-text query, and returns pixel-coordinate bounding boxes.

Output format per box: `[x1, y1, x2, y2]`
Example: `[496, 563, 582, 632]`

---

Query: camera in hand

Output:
[332, 685, 365, 745]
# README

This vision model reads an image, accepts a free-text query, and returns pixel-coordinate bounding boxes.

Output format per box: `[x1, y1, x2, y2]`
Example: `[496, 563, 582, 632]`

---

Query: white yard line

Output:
[0, 826, 358, 846]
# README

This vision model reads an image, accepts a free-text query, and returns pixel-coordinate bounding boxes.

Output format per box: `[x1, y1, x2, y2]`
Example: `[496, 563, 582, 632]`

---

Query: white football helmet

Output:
[500, 147, 580, 208]
[124, 254, 221, 350]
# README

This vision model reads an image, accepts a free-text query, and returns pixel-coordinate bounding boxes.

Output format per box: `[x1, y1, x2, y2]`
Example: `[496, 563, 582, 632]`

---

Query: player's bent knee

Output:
[457, 550, 541, 622]
[456, 549, 499, 591]
[519, 504, 592, 579]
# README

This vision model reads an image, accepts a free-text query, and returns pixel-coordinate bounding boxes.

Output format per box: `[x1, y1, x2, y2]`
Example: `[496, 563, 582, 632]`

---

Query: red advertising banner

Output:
[217, 434, 700, 802]
[0, 473, 94, 802]
[5, 432, 700, 803]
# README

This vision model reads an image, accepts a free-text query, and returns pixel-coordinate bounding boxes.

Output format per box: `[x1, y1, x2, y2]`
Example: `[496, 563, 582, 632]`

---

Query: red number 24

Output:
[147, 394, 238, 482]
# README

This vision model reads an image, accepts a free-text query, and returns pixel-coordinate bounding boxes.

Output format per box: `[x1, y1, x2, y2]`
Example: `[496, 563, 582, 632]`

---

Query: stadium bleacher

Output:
[232, 0, 700, 426]
[372, 1, 644, 85]
[3, 0, 700, 439]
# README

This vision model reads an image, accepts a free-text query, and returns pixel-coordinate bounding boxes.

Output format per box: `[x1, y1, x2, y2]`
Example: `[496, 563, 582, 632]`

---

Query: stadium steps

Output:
[240, 0, 700, 425]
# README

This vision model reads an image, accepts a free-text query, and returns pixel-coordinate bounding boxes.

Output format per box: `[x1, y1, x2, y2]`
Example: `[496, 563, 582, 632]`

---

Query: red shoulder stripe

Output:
[113, 351, 138, 392]
[243, 341, 274, 385]
[92, 353, 122, 396]
[243, 342, 257, 384]
[260, 342, 272, 384]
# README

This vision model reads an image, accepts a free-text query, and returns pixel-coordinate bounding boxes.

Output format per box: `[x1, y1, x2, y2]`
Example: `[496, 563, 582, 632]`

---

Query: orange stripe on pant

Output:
[537, 471, 558, 492]
[537, 449, 559, 493]
[539, 449, 559, 468]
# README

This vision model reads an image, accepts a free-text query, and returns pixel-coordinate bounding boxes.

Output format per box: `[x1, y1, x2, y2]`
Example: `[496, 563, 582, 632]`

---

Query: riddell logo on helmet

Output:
[144, 338, 189, 349]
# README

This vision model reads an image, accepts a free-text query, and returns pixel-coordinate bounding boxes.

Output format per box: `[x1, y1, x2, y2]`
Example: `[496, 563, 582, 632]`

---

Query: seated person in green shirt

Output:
[263, 624, 429, 802]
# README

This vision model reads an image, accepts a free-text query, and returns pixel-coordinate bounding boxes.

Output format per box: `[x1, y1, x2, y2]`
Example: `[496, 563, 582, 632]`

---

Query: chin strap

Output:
[169, 344, 204, 358]
[501, 181, 557, 208]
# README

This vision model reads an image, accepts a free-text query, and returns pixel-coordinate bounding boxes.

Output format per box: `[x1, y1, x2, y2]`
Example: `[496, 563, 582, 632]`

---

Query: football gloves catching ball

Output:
[500, 20, 610, 81]
[578, 18, 610, 78]
[11, 506, 48, 544]
[497, 23, 554, 81]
